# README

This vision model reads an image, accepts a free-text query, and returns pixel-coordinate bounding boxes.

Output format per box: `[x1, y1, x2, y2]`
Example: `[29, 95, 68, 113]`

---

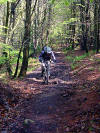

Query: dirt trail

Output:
[8, 51, 100, 133]
[20, 52, 72, 133]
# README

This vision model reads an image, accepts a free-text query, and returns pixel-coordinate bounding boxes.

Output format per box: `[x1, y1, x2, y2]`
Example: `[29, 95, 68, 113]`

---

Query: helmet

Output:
[44, 46, 52, 53]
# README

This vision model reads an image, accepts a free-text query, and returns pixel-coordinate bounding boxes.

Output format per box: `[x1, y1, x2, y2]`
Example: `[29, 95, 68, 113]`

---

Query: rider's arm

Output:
[39, 51, 44, 62]
[51, 51, 56, 62]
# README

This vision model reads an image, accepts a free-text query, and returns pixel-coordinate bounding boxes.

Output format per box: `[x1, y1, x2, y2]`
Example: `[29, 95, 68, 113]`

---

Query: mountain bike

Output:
[42, 61, 50, 84]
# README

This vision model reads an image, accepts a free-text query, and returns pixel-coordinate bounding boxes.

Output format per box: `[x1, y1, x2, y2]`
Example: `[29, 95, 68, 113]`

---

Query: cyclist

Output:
[39, 46, 56, 77]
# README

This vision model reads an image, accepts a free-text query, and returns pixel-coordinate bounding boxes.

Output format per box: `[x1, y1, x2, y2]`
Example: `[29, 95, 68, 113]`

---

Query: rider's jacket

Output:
[39, 50, 56, 62]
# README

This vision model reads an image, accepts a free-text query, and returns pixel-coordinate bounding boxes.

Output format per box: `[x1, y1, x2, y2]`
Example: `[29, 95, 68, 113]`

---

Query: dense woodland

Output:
[0, 0, 99, 77]
[0, 0, 100, 132]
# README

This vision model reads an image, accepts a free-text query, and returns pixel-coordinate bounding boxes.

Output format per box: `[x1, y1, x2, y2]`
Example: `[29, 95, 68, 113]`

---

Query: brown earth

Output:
[0, 51, 100, 133]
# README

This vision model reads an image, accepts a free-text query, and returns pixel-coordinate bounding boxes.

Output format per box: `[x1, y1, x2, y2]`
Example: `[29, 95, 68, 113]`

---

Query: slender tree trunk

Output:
[46, 4, 52, 44]
[13, 34, 23, 78]
[11, 2, 16, 28]
[5, 1, 10, 43]
[83, 0, 90, 53]
[34, 13, 37, 50]
[40, 8, 47, 47]
[80, 0, 89, 53]
[80, 0, 85, 50]
[94, 0, 99, 53]
[71, 2, 76, 50]
[19, 0, 32, 77]
[98, 3, 100, 51]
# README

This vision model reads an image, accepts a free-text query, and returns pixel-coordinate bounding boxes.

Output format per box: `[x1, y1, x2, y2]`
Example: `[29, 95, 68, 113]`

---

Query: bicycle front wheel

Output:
[45, 71, 49, 84]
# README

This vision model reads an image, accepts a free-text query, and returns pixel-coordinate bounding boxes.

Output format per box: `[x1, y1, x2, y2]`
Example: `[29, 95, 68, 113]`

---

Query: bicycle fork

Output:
[43, 61, 50, 84]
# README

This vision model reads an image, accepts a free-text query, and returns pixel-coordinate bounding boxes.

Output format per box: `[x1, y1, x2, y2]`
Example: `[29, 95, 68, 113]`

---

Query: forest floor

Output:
[0, 50, 100, 133]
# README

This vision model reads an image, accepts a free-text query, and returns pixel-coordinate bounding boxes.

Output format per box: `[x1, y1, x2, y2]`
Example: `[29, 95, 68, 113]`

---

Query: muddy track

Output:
[9, 52, 73, 133]
[18, 52, 72, 133]
[9, 52, 100, 133]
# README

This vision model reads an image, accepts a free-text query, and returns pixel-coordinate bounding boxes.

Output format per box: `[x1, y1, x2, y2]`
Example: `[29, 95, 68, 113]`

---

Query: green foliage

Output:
[65, 50, 97, 70]
[90, 0, 94, 2]
[0, 42, 23, 76]
[10, 50, 22, 65]
[71, 63, 78, 70]
[35, 45, 42, 54]
[76, 4, 85, 8]
[62, 18, 78, 26]
[73, 54, 89, 62]
[0, 25, 8, 29]
[0, 56, 7, 65]
[63, 46, 74, 53]
[0, 0, 16, 4]
[28, 58, 40, 72]
[88, 127, 94, 131]
[0, 43, 13, 53]
[64, 0, 69, 6]
[64, 0, 83, 6]
[51, 0, 82, 6]
[51, 0, 80, 44]
[66, 55, 73, 61]
[66, 52, 90, 70]
[66, 53, 89, 63]
[51, 0, 56, 4]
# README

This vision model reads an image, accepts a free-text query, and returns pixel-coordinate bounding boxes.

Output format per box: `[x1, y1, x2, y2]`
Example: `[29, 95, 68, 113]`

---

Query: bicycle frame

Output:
[43, 61, 50, 84]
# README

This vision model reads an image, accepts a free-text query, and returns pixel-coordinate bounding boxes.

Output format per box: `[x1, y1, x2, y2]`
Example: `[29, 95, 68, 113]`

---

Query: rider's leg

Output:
[41, 63, 45, 76]
[48, 62, 50, 77]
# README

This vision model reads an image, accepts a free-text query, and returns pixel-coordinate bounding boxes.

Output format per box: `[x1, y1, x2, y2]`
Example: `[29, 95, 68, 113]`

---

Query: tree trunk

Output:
[46, 4, 52, 44]
[40, 8, 47, 47]
[80, 0, 89, 53]
[94, 0, 99, 53]
[80, 0, 85, 50]
[19, 0, 32, 77]
[5, 1, 10, 43]
[71, 2, 76, 50]
[83, 0, 90, 53]
[13, 37, 23, 78]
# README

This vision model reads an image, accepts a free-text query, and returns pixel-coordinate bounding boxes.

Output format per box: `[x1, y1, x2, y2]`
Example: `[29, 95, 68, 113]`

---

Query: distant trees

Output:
[51, 0, 100, 53]
[75, 0, 99, 53]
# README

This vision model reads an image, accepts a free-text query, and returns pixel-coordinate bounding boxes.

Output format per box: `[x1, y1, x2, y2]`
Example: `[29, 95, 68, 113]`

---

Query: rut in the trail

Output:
[12, 52, 75, 133]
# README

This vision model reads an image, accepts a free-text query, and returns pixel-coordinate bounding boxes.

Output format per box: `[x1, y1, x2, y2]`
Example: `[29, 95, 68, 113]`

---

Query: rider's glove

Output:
[41, 60, 44, 63]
